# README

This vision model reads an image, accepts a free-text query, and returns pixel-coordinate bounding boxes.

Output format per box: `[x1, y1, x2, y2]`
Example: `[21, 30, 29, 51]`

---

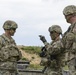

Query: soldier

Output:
[62, 5, 76, 75]
[0, 20, 22, 75]
[39, 25, 64, 75]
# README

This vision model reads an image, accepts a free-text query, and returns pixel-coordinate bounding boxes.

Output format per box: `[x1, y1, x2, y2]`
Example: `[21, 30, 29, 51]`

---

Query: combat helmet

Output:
[3, 20, 18, 30]
[48, 25, 62, 34]
[63, 5, 76, 16]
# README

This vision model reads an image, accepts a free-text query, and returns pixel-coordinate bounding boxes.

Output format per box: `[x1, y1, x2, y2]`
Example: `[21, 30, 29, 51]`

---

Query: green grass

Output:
[29, 64, 44, 70]
[21, 46, 42, 54]
[20, 46, 44, 69]
[21, 57, 27, 60]
[20, 46, 68, 70]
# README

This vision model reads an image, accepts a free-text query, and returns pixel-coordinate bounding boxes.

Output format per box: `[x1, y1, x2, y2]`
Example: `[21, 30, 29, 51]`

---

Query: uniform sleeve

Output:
[0, 37, 3, 49]
[71, 42, 76, 54]
[48, 41, 63, 55]
[0, 37, 4, 61]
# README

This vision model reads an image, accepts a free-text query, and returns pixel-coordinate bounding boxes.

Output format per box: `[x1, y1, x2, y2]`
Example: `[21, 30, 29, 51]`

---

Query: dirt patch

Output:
[19, 49, 41, 65]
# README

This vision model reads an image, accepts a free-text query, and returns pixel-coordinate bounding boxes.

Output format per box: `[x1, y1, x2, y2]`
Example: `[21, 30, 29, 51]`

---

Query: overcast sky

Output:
[0, 0, 76, 46]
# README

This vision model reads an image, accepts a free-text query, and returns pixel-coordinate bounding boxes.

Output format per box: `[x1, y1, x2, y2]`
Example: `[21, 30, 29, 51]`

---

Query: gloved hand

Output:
[39, 47, 47, 57]
[39, 35, 47, 43]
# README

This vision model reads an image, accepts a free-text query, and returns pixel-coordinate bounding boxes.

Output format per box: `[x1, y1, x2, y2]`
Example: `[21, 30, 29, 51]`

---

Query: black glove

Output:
[39, 35, 47, 43]
[39, 47, 47, 57]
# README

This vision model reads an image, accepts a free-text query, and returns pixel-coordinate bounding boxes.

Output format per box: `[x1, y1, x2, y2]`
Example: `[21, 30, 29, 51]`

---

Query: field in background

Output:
[18, 45, 44, 69]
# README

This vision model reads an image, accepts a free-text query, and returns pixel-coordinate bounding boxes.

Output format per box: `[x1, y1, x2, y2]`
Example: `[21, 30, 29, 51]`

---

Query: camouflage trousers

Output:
[68, 58, 76, 75]
[0, 70, 18, 75]
[44, 67, 62, 75]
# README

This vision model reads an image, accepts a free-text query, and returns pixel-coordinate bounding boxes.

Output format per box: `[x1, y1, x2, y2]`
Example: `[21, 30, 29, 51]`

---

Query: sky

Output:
[0, 0, 76, 46]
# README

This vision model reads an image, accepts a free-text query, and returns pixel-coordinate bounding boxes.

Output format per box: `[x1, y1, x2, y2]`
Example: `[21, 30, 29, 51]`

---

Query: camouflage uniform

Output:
[62, 5, 76, 75]
[40, 25, 64, 75]
[45, 40, 64, 75]
[0, 20, 22, 75]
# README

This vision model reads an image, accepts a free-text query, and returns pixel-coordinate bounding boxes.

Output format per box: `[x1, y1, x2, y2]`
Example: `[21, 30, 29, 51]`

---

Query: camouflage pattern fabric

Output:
[68, 59, 76, 75]
[45, 67, 62, 75]
[40, 25, 64, 75]
[42, 38, 64, 75]
[0, 34, 22, 75]
[63, 5, 76, 16]
[62, 22, 76, 75]
[48, 25, 62, 34]
[3, 20, 18, 30]
[0, 70, 17, 75]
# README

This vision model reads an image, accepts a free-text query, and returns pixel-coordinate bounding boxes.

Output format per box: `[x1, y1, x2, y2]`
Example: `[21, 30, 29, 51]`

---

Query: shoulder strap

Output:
[63, 23, 76, 37]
